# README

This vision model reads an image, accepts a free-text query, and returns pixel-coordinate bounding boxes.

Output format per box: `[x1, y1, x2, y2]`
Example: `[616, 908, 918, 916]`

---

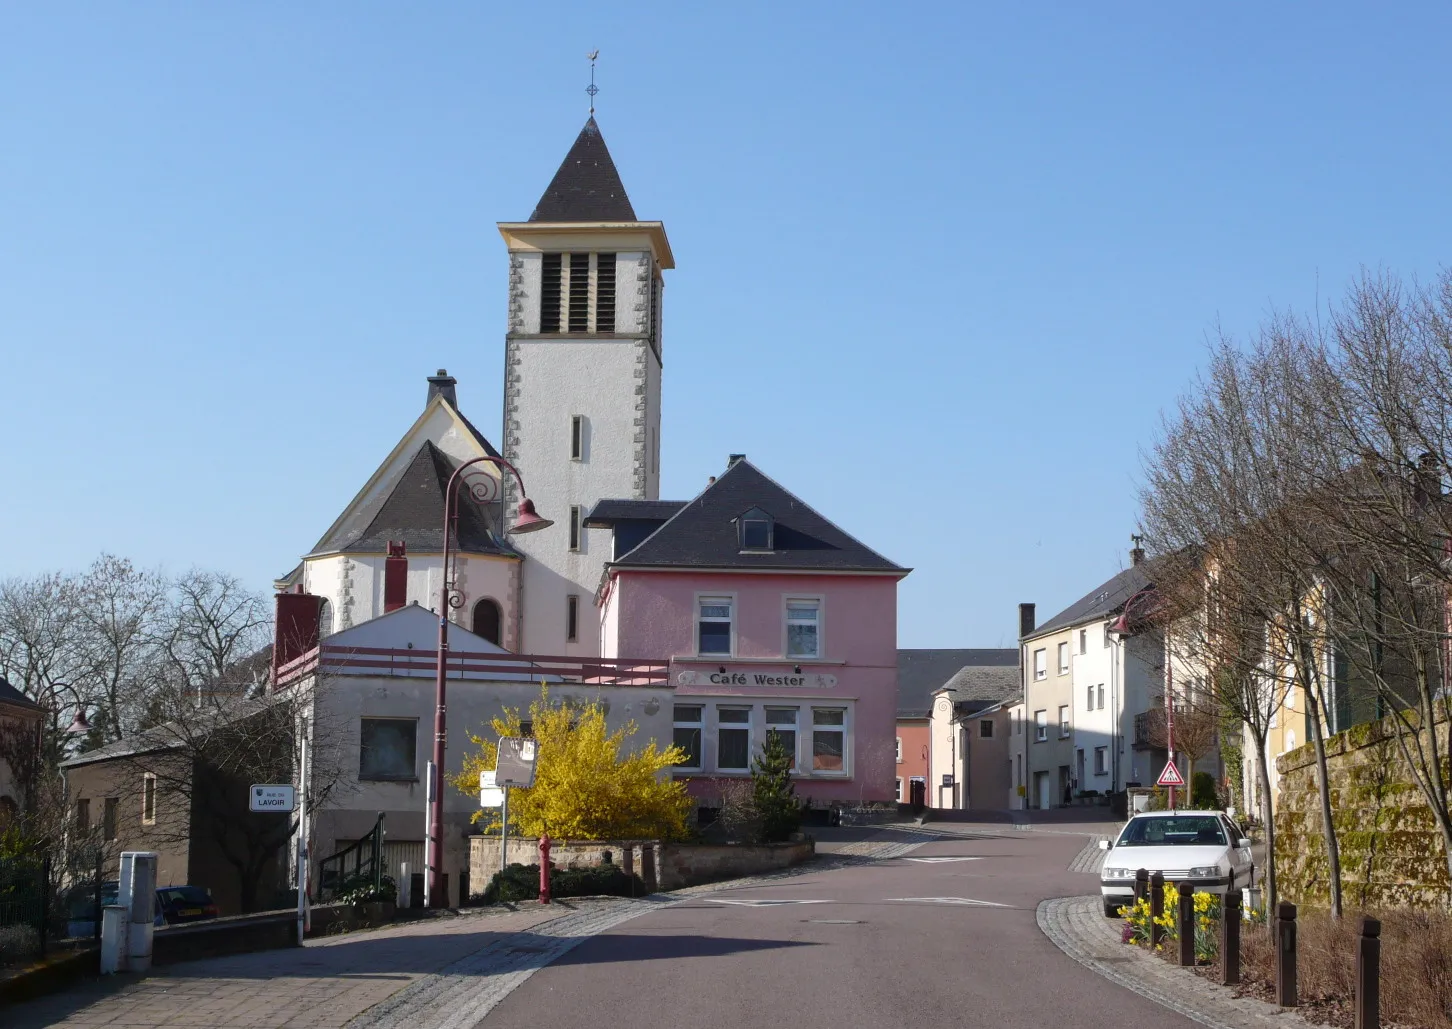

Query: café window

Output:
[812, 708, 846, 773]
[738, 508, 773, 552]
[765, 707, 798, 770]
[673, 705, 702, 769]
[360, 718, 418, 781]
[786, 598, 820, 658]
[717, 707, 751, 770]
[698, 596, 733, 655]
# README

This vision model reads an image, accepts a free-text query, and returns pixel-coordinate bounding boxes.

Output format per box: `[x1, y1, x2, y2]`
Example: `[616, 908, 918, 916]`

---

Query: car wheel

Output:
[1104, 898, 1121, 918]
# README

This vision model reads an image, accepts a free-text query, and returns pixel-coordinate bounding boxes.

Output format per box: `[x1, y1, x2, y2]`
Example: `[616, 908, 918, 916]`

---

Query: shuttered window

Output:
[540, 252, 617, 334]
[568, 253, 590, 331]
[595, 252, 615, 332]
[540, 253, 562, 332]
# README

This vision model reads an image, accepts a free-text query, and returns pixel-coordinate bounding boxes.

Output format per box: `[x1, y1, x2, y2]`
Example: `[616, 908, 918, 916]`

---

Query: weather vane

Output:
[586, 50, 599, 115]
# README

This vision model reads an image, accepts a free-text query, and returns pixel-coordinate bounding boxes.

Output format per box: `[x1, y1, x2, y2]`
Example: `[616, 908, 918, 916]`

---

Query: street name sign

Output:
[1157, 760, 1186, 788]
[479, 770, 505, 808]
[495, 736, 538, 788]
[250, 784, 296, 813]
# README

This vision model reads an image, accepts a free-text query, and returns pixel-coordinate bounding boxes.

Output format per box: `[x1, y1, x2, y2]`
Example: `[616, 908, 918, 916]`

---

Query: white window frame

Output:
[784, 595, 823, 660]
[1034, 709, 1047, 742]
[895, 778, 903, 802]
[1097, 684, 1106, 710]
[764, 706, 800, 771]
[714, 704, 753, 772]
[1057, 642, 1069, 675]
[1094, 746, 1109, 776]
[809, 707, 848, 777]
[1086, 684, 1094, 710]
[672, 704, 703, 770]
[1079, 628, 1087, 655]
[1033, 648, 1047, 681]
[1058, 705, 1070, 738]
[142, 773, 157, 825]
[696, 593, 735, 657]
[896, 735, 902, 763]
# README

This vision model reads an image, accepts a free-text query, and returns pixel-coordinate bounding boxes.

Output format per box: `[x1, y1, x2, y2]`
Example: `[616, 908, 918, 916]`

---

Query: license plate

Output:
[179, 908, 202, 916]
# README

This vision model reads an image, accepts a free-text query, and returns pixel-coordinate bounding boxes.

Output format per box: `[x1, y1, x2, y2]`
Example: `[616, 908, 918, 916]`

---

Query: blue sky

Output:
[2, 4, 1449, 648]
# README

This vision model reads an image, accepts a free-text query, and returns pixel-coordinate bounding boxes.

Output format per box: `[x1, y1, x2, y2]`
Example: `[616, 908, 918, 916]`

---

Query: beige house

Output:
[925, 665, 1020, 810]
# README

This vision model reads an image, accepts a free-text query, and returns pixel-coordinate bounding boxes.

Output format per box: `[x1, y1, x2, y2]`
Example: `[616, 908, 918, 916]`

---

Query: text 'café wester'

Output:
[591, 456, 909, 811]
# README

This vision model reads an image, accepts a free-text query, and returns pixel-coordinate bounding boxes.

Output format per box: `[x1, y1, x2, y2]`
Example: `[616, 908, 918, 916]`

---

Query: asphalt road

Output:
[480, 821, 1202, 1029]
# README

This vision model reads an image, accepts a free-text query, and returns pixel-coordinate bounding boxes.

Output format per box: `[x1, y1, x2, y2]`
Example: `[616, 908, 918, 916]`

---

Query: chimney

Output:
[1130, 532, 1145, 567]
[427, 369, 458, 409]
[728, 454, 746, 467]
[1018, 602, 1036, 638]
[384, 541, 407, 613]
[272, 585, 323, 685]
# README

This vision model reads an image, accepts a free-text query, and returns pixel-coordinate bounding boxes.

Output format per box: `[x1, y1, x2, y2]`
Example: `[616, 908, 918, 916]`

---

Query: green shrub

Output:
[752, 730, 800, 843]
[335, 873, 397, 905]
[476, 862, 647, 904]
[1191, 772, 1219, 810]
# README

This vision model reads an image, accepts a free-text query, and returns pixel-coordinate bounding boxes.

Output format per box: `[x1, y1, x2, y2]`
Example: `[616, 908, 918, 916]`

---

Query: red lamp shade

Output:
[67, 709, 92, 735]
[508, 497, 554, 534]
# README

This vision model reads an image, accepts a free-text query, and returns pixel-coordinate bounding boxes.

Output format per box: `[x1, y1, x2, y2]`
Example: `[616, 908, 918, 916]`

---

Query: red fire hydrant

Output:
[538, 834, 552, 904]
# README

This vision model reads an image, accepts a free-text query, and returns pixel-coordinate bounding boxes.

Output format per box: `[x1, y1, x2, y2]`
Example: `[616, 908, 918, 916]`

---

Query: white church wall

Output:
[303, 553, 518, 642]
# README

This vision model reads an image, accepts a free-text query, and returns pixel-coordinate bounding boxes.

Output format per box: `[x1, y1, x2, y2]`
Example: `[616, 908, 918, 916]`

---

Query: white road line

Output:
[903, 856, 983, 864]
[885, 896, 1010, 908]
[704, 898, 833, 907]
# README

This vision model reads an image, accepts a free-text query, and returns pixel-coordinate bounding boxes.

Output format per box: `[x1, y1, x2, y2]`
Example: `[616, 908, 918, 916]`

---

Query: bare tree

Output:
[155, 569, 271, 704]
[74, 555, 168, 743]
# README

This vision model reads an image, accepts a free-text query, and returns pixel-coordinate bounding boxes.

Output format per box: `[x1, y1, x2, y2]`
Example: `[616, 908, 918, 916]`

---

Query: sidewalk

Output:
[3, 901, 616, 1029]
[1038, 896, 1316, 1029]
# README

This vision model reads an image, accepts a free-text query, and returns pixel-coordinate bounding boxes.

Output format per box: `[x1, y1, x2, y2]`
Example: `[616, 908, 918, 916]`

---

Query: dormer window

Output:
[739, 508, 774, 552]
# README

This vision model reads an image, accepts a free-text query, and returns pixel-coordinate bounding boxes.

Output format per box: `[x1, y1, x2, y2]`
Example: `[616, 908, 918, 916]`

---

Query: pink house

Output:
[591, 456, 909, 812]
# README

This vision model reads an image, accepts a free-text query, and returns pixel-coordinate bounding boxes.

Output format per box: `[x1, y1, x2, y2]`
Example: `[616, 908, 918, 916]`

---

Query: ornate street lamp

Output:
[427, 456, 552, 908]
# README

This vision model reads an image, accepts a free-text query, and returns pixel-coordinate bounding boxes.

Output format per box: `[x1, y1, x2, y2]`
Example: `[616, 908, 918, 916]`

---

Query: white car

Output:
[1098, 809, 1255, 918]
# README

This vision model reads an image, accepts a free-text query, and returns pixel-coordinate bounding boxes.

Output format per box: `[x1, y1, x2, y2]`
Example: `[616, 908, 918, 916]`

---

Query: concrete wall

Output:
[469, 835, 814, 895]
[608, 570, 899, 804]
[1274, 711, 1452, 909]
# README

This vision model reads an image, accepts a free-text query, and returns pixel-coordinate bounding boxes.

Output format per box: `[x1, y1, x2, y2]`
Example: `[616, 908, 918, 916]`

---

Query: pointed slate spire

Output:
[529, 117, 637, 222]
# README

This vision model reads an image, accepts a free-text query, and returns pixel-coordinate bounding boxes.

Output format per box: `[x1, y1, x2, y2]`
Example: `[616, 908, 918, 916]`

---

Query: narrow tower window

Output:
[568, 253, 590, 332]
[566, 594, 579, 642]
[571, 415, 584, 460]
[569, 505, 582, 551]
[595, 252, 615, 333]
[540, 253, 563, 333]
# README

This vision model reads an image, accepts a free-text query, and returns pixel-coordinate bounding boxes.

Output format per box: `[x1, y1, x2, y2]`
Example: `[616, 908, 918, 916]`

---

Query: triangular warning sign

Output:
[1157, 760, 1185, 787]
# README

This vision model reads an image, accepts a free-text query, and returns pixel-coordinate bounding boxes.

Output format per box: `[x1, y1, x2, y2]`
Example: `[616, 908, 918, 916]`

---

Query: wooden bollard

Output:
[1221, 889, 1242, 985]
[1134, 868, 1149, 903]
[1277, 901, 1298, 1007]
[1355, 916, 1380, 1029]
[1150, 872, 1166, 948]
[1178, 884, 1196, 966]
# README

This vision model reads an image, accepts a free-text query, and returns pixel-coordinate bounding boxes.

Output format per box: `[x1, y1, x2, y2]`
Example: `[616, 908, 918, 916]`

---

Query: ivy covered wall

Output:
[1274, 713, 1452, 909]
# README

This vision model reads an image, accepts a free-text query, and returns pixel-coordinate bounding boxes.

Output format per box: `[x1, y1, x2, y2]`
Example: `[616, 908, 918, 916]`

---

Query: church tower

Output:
[499, 118, 673, 655]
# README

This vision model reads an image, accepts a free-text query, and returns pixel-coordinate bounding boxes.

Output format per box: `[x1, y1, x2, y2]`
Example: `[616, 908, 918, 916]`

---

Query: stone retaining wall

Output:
[1275, 710, 1452, 908]
[468, 836, 815, 898]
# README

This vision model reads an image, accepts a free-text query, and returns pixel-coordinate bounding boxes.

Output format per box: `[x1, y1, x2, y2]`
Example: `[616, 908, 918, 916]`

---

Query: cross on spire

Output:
[586, 50, 599, 115]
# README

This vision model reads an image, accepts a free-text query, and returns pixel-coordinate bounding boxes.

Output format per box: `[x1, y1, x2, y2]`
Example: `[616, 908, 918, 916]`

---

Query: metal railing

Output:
[317, 813, 386, 902]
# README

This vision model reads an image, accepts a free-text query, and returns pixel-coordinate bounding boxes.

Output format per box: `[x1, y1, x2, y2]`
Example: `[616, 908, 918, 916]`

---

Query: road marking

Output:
[886, 896, 1009, 908]
[704, 898, 834, 907]
[808, 919, 861, 924]
[903, 856, 983, 864]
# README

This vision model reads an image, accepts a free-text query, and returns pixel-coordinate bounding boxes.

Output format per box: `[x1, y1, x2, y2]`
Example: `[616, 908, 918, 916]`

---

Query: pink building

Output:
[592, 456, 909, 812]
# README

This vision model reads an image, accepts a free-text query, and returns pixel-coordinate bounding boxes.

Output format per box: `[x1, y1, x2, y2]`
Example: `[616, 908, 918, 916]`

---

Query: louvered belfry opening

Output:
[595, 252, 615, 333]
[568, 253, 590, 332]
[540, 252, 563, 333]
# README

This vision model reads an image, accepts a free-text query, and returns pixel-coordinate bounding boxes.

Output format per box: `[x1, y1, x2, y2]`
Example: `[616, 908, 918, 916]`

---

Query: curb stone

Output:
[1037, 896, 1316, 1029]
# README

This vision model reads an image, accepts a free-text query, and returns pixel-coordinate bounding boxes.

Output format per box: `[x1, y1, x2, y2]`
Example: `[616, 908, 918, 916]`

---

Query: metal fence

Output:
[0, 856, 51, 963]
[317, 814, 387, 902]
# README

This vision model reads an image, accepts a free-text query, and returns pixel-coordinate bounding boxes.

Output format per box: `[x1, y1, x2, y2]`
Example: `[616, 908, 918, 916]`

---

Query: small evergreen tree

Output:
[751, 729, 800, 843]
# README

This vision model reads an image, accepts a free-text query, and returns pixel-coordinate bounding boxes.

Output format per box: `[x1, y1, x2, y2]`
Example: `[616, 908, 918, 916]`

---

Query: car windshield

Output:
[158, 886, 212, 906]
[1117, 815, 1226, 847]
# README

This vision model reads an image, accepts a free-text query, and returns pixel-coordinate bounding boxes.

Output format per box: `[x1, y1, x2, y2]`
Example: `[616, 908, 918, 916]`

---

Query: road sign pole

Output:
[296, 730, 308, 944]
[500, 787, 509, 877]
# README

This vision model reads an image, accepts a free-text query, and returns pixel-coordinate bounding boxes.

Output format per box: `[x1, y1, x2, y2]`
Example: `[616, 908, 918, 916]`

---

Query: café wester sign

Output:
[676, 669, 837, 688]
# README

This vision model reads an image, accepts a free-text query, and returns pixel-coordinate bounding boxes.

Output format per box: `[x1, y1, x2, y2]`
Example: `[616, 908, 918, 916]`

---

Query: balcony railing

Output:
[273, 644, 670, 689]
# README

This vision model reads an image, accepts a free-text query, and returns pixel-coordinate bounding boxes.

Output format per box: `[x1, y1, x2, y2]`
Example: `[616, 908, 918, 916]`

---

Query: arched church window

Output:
[318, 598, 334, 639]
[473, 599, 502, 646]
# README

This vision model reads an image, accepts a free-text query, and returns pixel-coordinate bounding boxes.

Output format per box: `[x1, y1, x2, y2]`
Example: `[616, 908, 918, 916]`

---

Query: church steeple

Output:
[529, 117, 637, 222]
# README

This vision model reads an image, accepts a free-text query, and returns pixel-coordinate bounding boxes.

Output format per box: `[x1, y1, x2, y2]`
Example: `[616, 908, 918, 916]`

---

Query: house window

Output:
[812, 709, 846, 773]
[717, 707, 751, 770]
[1058, 705, 1070, 738]
[76, 798, 90, 832]
[786, 599, 820, 658]
[1057, 642, 1069, 675]
[1079, 629, 1087, 654]
[673, 705, 702, 768]
[1034, 709, 1047, 742]
[319, 598, 334, 639]
[103, 798, 118, 842]
[566, 595, 579, 642]
[472, 598, 502, 645]
[142, 774, 157, 825]
[360, 718, 418, 781]
[1086, 684, 1094, 710]
[571, 415, 584, 460]
[979, 719, 994, 739]
[569, 506, 582, 552]
[765, 707, 798, 769]
[1097, 684, 1106, 710]
[1033, 649, 1047, 680]
[698, 596, 733, 655]
[895, 778, 903, 802]
[739, 508, 773, 551]
[1094, 746, 1109, 776]
[895, 736, 902, 763]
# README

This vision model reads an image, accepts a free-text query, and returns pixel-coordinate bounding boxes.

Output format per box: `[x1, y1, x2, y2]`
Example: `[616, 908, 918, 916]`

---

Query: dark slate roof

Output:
[309, 441, 514, 558]
[608, 459, 905, 573]
[1029, 560, 1157, 640]
[530, 118, 638, 222]
[0, 676, 43, 713]
[942, 664, 1022, 716]
[61, 696, 277, 769]
[584, 499, 688, 527]
[897, 649, 1018, 718]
